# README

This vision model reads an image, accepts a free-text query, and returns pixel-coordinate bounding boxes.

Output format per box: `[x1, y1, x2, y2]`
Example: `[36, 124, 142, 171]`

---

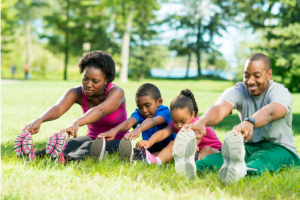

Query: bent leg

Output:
[195, 152, 224, 173]
[245, 142, 300, 175]
[64, 136, 94, 160]
[105, 139, 120, 154]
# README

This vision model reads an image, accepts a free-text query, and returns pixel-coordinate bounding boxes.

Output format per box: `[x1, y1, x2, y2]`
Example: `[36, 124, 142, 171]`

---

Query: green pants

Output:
[196, 141, 300, 175]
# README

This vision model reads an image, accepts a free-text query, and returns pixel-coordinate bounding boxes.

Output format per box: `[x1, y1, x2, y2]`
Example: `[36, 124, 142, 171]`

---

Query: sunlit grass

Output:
[2, 79, 300, 199]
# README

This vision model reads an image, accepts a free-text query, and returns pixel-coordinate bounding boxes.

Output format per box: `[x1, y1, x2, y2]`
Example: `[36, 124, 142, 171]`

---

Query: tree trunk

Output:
[196, 18, 202, 78]
[119, 4, 135, 84]
[25, 20, 31, 67]
[64, 0, 70, 80]
[185, 49, 192, 78]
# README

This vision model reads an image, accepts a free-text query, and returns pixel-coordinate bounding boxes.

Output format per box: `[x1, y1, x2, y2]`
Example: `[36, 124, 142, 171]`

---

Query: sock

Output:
[156, 157, 162, 166]
[146, 150, 157, 164]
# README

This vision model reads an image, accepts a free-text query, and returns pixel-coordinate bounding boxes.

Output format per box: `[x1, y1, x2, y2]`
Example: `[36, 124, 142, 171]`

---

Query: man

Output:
[182, 53, 300, 183]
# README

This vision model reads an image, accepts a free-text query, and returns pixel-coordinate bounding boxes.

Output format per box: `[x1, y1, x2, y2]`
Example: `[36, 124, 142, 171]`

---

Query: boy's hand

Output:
[98, 129, 118, 141]
[136, 140, 153, 150]
[124, 128, 141, 140]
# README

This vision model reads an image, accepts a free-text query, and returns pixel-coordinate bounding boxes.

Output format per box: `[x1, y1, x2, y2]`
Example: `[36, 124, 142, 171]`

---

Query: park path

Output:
[1, 79, 22, 84]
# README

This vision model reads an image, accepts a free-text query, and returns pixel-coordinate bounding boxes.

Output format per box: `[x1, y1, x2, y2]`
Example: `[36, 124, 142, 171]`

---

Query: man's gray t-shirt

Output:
[219, 80, 299, 157]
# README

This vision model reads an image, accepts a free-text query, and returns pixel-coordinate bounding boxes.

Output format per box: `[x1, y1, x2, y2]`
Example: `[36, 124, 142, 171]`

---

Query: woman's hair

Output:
[170, 89, 198, 116]
[78, 51, 116, 83]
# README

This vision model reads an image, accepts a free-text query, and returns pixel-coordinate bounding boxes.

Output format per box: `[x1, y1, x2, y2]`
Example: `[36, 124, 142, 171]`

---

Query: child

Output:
[134, 89, 222, 178]
[96, 83, 176, 161]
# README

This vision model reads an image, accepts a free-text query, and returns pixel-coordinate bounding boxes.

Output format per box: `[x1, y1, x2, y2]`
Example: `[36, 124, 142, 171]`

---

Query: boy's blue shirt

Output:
[131, 105, 176, 143]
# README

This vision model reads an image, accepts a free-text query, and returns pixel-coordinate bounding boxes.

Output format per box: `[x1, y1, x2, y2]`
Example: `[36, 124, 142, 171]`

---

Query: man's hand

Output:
[98, 129, 118, 141]
[136, 140, 153, 150]
[124, 128, 141, 140]
[232, 121, 254, 142]
[182, 121, 207, 138]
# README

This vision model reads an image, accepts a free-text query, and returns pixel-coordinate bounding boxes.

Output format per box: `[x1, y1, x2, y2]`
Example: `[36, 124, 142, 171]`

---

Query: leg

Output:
[196, 152, 224, 173]
[156, 140, 175, 163]
[105, 139, 120, 154]
[245, 142, 300, 176]
[64, 136, 94, 160]
[198, 146, 220, 160]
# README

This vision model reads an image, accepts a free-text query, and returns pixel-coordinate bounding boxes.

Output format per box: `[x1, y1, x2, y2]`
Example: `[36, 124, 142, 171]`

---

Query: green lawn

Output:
[2, 79, 300, 200]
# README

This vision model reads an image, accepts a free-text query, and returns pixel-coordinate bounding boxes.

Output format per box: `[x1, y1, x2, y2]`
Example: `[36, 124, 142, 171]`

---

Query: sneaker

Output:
[135, 147, 157, 165]
[46, 133, 66, 164]
[90, 137, 106, 161]
[173, 129, 197, 179]
[134, 148, 143, 160]
[119, 138, 133, 162]
[219, 131, 248, 184]
[14, 131, 36, 161]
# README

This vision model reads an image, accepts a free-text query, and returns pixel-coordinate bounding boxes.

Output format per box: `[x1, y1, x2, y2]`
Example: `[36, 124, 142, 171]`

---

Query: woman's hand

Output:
[22, 118, 43, 135]
[60, 120, 79, 138]
[136, 140, 153, 150]
[98, 129, 118, 141]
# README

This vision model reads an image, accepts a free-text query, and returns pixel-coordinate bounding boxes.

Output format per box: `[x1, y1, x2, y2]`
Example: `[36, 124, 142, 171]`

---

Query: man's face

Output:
[243, 60, 272, 96]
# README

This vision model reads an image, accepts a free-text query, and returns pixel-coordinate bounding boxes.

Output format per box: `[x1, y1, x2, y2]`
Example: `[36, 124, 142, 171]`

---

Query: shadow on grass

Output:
[292, 114, 300, 136]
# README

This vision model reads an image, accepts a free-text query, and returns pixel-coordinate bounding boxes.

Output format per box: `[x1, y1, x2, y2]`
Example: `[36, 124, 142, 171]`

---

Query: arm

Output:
[98, 117, 137, 141]
[136, 125, 174, 150]
[23, 88, 79, 134]
[233, 102, 287, 142]
[125, 116, 166, 140]
[62, 86, 125, 137]
[182, 100, 233, 136]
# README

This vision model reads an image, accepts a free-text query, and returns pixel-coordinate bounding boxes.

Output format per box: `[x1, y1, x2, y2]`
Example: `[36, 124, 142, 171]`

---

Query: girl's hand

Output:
[60, 120, 79, 138]
[98, 130, 118, 141]
[136, 140, 153, 150]
[22, 118, 43, 135]
[124, 129, 141, 140]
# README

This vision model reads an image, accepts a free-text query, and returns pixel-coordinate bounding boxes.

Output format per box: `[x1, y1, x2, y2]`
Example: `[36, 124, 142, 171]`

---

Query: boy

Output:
[94, 83, 176, 161]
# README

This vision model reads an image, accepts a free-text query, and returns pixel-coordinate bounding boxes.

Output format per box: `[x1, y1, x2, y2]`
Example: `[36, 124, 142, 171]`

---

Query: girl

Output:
[14, 51, 129, 163]
[134, 89, 222, 178]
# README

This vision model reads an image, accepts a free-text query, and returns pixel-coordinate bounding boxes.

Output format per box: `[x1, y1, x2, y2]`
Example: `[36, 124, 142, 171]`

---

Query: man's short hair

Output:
[247, 53, 271, 71]
[135, 83, 161, 101]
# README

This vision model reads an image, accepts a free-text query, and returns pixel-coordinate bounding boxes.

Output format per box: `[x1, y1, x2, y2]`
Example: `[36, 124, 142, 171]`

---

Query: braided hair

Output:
[170, 89, 198, 116]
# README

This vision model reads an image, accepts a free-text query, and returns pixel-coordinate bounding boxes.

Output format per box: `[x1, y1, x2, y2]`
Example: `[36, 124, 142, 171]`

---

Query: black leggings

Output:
[63, 136, 120, 160]
[35, 136, 120, 161]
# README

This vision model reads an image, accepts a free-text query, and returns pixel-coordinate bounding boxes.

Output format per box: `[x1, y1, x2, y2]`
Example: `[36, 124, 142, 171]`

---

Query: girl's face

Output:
[171, 107, 195, 131]
[82, 66, 108, 97]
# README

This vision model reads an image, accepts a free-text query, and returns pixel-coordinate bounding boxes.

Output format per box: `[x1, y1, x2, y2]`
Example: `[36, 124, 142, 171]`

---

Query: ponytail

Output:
[170, 89, 198, 116]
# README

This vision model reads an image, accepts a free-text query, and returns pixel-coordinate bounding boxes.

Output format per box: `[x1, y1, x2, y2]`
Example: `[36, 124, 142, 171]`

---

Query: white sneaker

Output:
[119, 138, 133, 162]
[173, 129, 197, 179]
[91, 137, 106, 161]
[219, 131, 248, 184]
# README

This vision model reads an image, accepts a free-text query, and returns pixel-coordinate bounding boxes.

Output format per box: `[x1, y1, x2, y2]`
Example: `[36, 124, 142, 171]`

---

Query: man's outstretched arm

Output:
[233, 102, 287, 142]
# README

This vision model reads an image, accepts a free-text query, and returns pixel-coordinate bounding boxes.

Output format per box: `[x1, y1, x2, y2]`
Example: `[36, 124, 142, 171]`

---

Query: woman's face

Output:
[82, 66, 108, 97]
[171, 107, 195, 131]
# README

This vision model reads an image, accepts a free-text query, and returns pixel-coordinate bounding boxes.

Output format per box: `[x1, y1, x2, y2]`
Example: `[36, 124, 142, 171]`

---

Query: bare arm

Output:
[98, 117, 137, 141]
[23, 88, 79, 134]
[125, 116, 166, 140]
[233, 102, 287, 142]
[136, 125, 174, 150]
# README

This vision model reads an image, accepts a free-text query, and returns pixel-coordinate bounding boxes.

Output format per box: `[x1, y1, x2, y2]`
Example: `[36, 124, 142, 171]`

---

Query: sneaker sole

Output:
[173, 130, 197, 178]
[46, 133, 66, 160]
[14, 132, 33, 158]
[219, 131, 246, 184]
[91, 138, 106, 161]
[119, 138, 133, 162]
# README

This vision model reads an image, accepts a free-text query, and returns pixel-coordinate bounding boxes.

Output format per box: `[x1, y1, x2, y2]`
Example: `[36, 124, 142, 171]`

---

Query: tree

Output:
[164, 0, 235, 78]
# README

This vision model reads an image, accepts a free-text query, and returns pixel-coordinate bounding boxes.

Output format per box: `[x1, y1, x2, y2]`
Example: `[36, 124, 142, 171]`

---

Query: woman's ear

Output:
[191, 111, 195, 119]
[157, 98, 163, 106]
[105, 78, 109, 86]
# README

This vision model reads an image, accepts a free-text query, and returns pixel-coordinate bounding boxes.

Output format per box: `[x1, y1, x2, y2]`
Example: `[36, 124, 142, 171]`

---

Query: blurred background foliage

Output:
[1, 0, 300, 92]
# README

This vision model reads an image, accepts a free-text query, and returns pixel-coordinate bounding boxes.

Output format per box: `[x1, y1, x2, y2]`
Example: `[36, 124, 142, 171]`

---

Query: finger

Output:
[126, 133, 133, 139]
[244, 130, 252, 142]
[132, 135, 139, 140]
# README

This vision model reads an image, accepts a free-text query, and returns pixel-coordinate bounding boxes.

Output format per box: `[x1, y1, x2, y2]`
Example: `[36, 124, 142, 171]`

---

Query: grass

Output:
[1, 79, 300, 200]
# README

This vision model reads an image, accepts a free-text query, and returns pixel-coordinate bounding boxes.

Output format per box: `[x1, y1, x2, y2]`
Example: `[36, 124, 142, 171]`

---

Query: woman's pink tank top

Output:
[81, 83, 129, 140]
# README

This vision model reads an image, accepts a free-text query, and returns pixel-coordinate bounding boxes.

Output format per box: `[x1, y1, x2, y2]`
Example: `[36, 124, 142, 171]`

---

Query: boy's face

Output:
[136, 96, 163, 119]
[171, 107, 195, 131]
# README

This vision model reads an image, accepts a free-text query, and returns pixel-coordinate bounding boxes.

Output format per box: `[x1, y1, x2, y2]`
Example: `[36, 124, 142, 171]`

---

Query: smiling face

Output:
[136, 96, 162, 119]
[243, 60, 272, 96]
[82, 66, 108, 97]
[171, 107, 195, 131]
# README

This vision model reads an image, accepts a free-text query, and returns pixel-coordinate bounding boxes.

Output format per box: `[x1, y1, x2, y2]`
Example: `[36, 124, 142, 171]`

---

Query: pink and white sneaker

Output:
[46, 133, 66, 164]
[135, 147, 157, 165]
[14, 131, 36, 161]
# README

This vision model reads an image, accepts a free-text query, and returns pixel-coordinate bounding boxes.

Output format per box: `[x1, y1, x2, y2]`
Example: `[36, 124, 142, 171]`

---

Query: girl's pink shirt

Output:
[169, 117, 222, 150]
[81, 83, 129, 140]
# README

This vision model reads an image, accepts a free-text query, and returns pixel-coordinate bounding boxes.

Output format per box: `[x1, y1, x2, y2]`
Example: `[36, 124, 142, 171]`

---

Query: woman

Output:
[15, 51, 129, 163]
